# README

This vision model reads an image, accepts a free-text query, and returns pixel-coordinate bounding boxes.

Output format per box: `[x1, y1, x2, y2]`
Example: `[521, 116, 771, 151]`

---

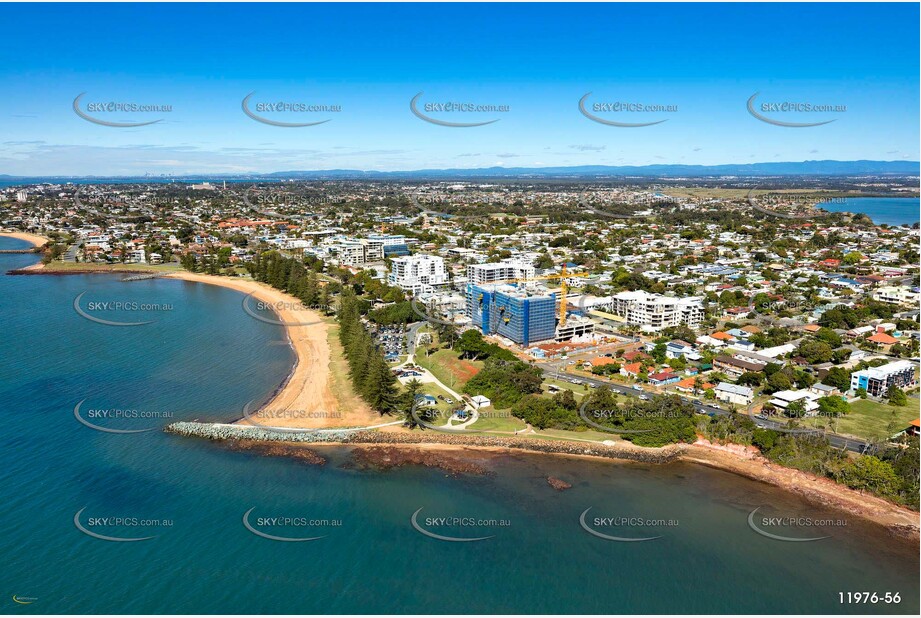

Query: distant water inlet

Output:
[821, 197, 920, 226]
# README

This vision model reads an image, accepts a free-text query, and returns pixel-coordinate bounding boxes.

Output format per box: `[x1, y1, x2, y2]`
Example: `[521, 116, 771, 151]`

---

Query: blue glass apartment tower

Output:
[466, 284, 557, 347]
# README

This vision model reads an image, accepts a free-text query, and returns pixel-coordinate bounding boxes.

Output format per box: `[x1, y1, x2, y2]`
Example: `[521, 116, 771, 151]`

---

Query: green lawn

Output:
[43, 261, 183, 272]
[324, 318, 368, 414]
[528, 428, 623, 443]
[542, 377, 591, 397]
[818, 398, 919, 441]
[469, 410, 527, 433]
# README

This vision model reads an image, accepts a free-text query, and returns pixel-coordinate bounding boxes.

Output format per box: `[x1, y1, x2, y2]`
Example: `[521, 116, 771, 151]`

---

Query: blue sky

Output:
[0, 2, 918, 176]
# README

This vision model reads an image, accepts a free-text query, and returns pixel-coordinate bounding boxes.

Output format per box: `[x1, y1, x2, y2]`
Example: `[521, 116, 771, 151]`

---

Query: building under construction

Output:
[466, 283, 556, 347]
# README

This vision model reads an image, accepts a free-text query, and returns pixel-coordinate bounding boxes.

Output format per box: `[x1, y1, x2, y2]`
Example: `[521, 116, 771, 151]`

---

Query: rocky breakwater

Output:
[166, 422, 686, 464]
[165, 422, 358, 443]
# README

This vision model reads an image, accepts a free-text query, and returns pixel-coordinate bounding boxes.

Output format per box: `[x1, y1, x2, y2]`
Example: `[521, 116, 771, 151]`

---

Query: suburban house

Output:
[674, 377, 715, 394]
[715, 382, 754, 406]
[648, 371, 681, 386]
[769, 389, 821, 415]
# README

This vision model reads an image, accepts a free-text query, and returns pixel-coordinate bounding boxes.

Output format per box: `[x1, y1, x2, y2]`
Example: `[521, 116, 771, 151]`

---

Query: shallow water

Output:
[1, 240, 917, 614]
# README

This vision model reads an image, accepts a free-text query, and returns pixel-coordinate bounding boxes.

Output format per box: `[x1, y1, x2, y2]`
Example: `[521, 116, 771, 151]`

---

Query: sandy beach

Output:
[19, 257, 920, 537]
[0, 230, 50, 248]
[164, 272, 378, 429]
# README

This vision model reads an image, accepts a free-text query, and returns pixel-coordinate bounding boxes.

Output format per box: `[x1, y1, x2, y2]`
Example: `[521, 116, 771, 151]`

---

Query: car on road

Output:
[639, 394, 649, 400]
[632, 385, 643, 391]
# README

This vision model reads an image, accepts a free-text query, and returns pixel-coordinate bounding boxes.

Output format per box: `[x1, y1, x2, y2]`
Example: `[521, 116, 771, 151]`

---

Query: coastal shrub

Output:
[836, 456, 901, 499]
[887, 386, 907, 407]
[454, 329, 517, 362]
[512, 395, 581, 430]
[463, 358, 543, 409]
[876, 437, 920, 509]
[584, 395, 700, 448]
[369, 301, 415, 325]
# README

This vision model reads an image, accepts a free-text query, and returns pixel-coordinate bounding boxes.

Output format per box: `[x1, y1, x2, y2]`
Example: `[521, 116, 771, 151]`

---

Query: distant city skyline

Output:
[1, 2, 918, 175]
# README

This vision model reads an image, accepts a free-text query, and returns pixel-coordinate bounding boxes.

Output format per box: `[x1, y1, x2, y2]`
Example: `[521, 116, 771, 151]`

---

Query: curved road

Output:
[537, 361, 872, 454]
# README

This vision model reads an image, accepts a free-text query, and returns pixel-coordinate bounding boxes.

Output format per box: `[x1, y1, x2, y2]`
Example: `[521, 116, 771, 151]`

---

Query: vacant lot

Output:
[415, 348, 483, 389]
[820, 398, 918, 441]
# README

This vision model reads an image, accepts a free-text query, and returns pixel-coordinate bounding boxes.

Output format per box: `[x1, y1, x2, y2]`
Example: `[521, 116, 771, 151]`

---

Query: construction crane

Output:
[477, 264, 588, 328]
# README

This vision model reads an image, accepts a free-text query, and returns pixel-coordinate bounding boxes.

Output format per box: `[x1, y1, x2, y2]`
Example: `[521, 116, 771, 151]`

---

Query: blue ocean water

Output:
[1, 238, 918, 614]
[822, 197, 920, 226]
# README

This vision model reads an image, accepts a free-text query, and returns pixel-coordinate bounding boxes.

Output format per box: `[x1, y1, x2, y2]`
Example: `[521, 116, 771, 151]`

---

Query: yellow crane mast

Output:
[489, 264, 587, 328]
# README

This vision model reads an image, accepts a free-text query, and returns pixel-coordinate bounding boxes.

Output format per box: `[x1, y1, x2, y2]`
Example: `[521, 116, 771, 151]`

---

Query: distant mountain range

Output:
[1, 160, 918, 183]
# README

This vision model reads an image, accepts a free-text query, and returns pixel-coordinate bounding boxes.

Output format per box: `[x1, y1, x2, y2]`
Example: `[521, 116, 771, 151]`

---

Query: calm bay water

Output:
[823, 197, 920, 226]
[1, 237, 918, 614]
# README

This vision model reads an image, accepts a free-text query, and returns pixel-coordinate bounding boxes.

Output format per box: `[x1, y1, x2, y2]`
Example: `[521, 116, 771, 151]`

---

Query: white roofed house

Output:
[714, 382, 754, 406]
[769, 390, 821, 416]
[471, 395, 491, 409]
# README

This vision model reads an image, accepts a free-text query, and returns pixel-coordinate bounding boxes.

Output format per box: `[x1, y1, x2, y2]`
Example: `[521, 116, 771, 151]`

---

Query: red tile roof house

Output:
[674, 377, 716, 393]
[622, 350, 651, 362]
[620, 362, 643, 378]
[819, 258, 841, 269]
[589, 356, 619, 367]
[648, 371, 681, 386]
[867, 332, 899, 347]
[723, 306, 751, 317]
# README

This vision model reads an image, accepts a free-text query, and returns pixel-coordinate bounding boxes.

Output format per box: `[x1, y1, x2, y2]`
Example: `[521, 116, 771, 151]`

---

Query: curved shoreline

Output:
[163, 272, 377, 428]
[165, 420, 919, 537]
[0, 230, 50, 249]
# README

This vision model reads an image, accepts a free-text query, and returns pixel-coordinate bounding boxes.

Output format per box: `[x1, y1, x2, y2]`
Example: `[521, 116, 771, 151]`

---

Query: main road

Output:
[536, 360, 872, 454]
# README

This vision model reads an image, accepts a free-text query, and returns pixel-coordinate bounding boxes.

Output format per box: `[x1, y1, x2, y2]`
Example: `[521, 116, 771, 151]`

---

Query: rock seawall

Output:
[165, 422, 685, 464]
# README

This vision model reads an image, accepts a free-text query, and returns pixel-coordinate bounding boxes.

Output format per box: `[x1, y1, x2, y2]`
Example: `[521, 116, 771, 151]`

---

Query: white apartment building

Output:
[389, 254, 448, 296]
[466, 259, 535, 285]
[872, 286, 919, 306]
[331, 240, 384, 266]
[609, 290, 704, 331]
